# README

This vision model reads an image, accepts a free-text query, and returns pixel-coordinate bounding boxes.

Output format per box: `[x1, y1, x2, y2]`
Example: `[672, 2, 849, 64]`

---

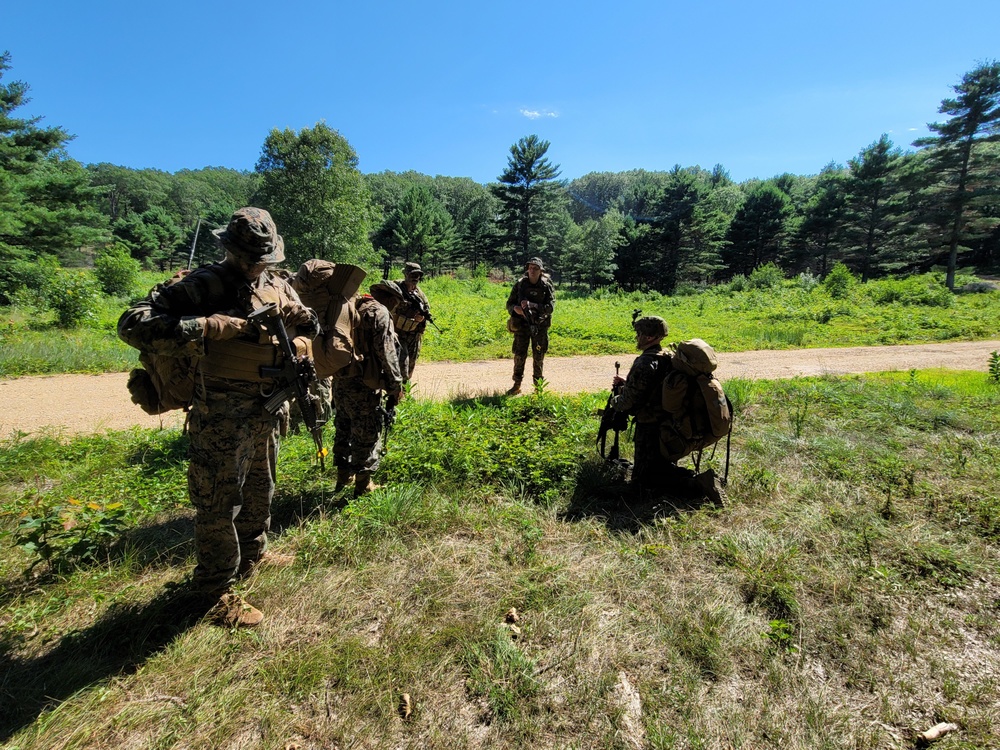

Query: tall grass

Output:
[1, 371, 999, 747]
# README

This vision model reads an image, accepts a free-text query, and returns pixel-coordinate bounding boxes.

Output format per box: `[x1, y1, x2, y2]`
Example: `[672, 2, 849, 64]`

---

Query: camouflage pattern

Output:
[212, 207, 285, 264]
[386, 278, 429, 382]
[511, 328, 549, 384]
[120, 258, 318, 595]
[289, 375, 333, 431]
[611, 344, 671, 488]
[332, 296, 402, 474]
[188, 389, 285, 593]
[397, 329, 423, 383]
[506, 273, 555, 385]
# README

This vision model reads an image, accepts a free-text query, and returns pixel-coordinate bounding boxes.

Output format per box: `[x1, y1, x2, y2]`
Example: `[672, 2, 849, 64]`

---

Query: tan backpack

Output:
[290, 260, 367, 379]
[660, 339, 733, 462]
[118, 268, 226, 415]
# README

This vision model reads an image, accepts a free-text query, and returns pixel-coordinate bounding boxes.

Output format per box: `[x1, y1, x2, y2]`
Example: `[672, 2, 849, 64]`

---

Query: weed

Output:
[762, 618, 800, 653]
[12, 496, 126, 572]
[989, 350, 1000, 383]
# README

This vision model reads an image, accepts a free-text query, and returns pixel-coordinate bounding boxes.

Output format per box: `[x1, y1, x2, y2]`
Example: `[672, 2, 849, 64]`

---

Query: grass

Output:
[1, 371, 998, 748]
[1, 270, 998, 376]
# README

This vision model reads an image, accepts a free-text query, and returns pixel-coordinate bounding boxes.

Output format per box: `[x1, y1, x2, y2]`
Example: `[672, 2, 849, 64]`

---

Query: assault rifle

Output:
[597, 361, 631, 470]
[248, 303, 328, 470]
[377, 391, 399, 455]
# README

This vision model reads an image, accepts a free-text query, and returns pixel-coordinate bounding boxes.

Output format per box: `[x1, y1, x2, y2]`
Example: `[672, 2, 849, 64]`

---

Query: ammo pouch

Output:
[392, 312, 421, 333]
[199, 338, 280, 381]
[507, 315, 527, 333]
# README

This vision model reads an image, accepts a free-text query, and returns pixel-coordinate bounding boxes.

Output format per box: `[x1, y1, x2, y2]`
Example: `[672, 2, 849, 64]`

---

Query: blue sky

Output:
[6, 0, 999, 184]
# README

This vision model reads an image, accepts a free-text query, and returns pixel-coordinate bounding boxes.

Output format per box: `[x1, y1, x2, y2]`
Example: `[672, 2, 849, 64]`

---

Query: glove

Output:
[292, 336, 313, 359]
[201, 314, 248, 341]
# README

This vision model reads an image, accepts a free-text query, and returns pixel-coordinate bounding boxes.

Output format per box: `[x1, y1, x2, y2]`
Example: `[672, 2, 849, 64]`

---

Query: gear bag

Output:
[660, 339, 733, 464]
[117, 268, 224, 415]
[290, 260, 367, 379]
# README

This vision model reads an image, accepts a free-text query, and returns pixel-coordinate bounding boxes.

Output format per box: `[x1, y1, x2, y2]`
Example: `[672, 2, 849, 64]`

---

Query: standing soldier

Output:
[505, 257, 555, 394]
[118, 207, 319, 628]
[331, 292, 405, 497]
[379, 262, 430, 383]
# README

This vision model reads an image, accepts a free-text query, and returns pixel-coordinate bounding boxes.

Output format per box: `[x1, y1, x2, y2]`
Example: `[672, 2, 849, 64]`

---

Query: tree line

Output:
[2, 50, 998, 306]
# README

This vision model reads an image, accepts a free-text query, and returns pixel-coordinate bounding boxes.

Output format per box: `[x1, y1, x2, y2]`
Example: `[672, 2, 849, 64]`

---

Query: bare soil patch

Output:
[2, 340, 997, 437]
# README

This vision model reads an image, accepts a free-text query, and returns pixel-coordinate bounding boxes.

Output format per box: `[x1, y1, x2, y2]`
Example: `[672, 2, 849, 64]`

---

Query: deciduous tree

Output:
[254, 122, 375, 268]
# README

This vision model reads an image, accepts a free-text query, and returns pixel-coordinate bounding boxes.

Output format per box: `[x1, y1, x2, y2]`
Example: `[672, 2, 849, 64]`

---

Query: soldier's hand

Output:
[612, 376, 626, 387]
[391, 387, 405, 402]
[292, 336, 313, 359]
[201, 314, 248, 340]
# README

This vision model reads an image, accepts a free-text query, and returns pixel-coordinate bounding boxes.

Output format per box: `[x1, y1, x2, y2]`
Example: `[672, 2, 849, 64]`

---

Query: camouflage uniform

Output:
[331, 295, 403, 492]
[611, 318, 670, 489]
[385, 263, 430, 383]
[120, 208, 318, 599]
[506, 259, 555, 388]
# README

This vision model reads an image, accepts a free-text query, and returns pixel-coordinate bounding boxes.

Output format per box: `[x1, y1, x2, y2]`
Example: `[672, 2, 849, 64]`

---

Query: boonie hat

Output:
[213, 207, 285, 264]
[633, 315, 668, 338]
[403, 262, 423, 278]
[526, 257, 545, 270]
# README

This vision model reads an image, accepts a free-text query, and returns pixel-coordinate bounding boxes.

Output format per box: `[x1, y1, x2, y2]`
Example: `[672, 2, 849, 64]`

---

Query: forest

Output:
[2, 51, 998, 314]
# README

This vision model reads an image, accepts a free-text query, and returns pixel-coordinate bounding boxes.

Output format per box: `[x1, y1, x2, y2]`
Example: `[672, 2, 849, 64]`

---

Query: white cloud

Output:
[520, 108, 558, 119]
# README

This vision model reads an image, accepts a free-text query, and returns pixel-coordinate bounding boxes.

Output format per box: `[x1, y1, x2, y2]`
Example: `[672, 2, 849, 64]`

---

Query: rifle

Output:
[377, 391, 399, 455]
[597, 361, 631, 466]
[248, 302, 328, 470]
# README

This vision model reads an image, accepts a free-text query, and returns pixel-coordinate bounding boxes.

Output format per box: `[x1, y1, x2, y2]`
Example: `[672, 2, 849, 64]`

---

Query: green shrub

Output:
[49, 271, 101, 328]
[93, 245, 141, 297]
[748, 262, 784, 290]
[0, 255, 60, 306]
[823, 262, 855, 299]
[862, 275, 954, 308]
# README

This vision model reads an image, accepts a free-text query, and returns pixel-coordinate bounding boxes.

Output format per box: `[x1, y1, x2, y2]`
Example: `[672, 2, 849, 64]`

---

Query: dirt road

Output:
[2, 340, 997, 437]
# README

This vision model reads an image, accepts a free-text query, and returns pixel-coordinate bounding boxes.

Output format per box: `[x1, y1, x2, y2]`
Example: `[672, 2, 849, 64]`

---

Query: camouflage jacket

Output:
[611, 345, 670, 424]
[119, 261, 318, 360]
[356, 295, 404, 393]
[389, 280, 430, 334]
[506, 274, 555, 326]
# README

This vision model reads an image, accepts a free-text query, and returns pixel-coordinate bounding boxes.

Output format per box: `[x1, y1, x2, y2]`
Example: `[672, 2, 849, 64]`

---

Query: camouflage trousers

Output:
[512, 327, 549, 384]
[631, 421, 667, 489]
[397, 331, 423, 383]
[187, 387, 287, 594]
[331, 377, 384, 474]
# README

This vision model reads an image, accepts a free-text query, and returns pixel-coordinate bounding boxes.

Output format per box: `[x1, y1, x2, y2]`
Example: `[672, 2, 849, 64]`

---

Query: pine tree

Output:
[491, 135, 562, 268]
[912, 61, 1000, 289]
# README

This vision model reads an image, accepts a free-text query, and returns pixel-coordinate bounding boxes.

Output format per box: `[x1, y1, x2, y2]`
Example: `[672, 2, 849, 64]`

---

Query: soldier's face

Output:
[233, 255, 269, 281]
[526, 264, 541, 283]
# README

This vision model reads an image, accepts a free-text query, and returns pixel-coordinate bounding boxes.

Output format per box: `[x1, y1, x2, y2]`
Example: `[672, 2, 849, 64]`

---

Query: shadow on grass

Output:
[560, 459, 718, 533]
[0, 585, 209, 742]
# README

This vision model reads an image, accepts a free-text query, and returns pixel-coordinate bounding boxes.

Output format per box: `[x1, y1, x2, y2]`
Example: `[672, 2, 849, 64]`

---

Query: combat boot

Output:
[207, 592, 264, 628]
[335, 468, 355, 492]
[507, 380, 522, 395]
[354, 471, 380, 498]
[696, 469, 727, 505]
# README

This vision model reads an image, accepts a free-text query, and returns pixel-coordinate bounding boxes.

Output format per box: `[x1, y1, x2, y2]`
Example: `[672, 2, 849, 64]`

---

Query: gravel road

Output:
[2, 340, 997, 437]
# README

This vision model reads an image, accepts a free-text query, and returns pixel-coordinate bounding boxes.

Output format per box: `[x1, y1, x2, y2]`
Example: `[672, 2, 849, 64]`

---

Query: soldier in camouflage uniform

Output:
[119, 207, 319, 627]
[506, 257, 555, 394]
[331, 293, 404, 497]
[379, 261, 430, 384]
[611, 316, 670, 491]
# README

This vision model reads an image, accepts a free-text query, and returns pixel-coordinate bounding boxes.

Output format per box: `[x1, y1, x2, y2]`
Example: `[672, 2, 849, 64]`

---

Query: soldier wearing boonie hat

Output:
[505, 256, 555, 394]
[119, 206, 318, 628]
[375, 260, 432, 383]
